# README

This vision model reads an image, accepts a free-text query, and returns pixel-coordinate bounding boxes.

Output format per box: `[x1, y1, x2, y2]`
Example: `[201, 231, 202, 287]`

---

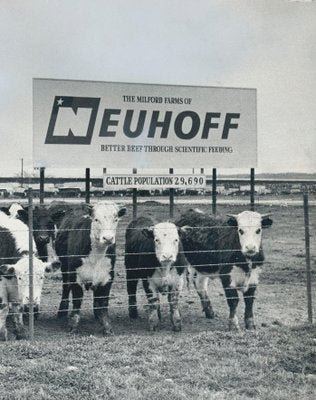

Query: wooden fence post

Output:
[28, 188, 34, 340]
[303, 193, 313, 323]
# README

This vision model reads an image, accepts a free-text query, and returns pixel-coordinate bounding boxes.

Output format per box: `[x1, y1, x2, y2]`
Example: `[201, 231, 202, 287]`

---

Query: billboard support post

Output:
[169, 168, 174, 218]
[133, 168, 137, 219]
[212, 168, 217, 214]
[39, 167, 45, 204]
[85, 168, 90, 204]
[250, 168, 255, 210]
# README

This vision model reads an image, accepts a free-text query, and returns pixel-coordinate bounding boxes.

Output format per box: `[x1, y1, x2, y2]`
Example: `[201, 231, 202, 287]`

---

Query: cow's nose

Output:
[102, 236, 114, 244]
[37, 235, 50, 244]
[245, 245, 256, 254]
[162, 254, 173, 261]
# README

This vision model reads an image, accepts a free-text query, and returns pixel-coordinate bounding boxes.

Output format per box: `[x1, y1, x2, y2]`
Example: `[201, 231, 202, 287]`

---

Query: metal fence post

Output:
[133, 168, 137, 219]
[85, 168, 90, 204]
[212, 168, 217, 214]
[28, 188, 34, 340]
[169, 168, 174, 218]
[303, 192, 313, 323]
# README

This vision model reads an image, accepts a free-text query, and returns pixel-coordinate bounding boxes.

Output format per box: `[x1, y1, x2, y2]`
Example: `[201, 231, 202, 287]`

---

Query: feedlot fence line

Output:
[0, 189, 313, 340]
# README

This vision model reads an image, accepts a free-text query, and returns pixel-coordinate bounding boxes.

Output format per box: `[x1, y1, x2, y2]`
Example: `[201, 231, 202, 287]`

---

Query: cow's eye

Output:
[115, 218, 118, 222]
[155, 238, 159, 243]
[256, 228, 261, 234]
[175, 238, 179, 243]
[238, 229, 244, 235]
[94, 218, 99, 222]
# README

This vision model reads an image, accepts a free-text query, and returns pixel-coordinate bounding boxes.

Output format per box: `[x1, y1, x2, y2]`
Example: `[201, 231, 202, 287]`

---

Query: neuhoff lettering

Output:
[45, 96, 241, 145]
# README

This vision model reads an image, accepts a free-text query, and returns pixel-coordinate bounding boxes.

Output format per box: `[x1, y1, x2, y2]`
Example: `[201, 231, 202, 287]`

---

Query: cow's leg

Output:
[11, 303, 27, 340]
[126, 272, 139, 319]
[221, 279, 240, 330]
[193, 271, 215, 319]
[68, 284, 83, 333]
[243, 285, 257, 330]
[57, 264, 71, 318]
[168, 287, 182, 332]
[0, 303, 9, 341]
[93, 282, 113, 336]
[142, 279, 160, 331]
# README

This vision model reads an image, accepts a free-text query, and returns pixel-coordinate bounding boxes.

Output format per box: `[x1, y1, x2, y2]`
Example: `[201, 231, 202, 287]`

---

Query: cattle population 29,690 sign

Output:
[33, 79, 257, 169]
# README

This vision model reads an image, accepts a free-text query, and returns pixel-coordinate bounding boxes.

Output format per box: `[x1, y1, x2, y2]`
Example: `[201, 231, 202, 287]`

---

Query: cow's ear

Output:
[84, 204, 94, 216]
[142, 226, 154, 238]
[0, 265, 15, 279]
[17, 209, 29, 224]
[0, 207, 10, 215]
[118, 207, 126, 218]
[178, 225, 192, 235]
[262, 214, 273, 228]
[44, 261, 61, 273]
[226, 214, 237, 227]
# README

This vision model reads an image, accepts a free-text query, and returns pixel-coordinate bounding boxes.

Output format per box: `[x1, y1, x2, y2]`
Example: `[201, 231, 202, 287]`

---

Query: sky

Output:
[0, 0, 315, 177]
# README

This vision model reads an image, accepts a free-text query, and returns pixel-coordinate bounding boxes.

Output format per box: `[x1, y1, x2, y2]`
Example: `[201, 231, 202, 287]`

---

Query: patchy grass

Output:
[0, 201, 315, 399]
[0, 324, 315, 399]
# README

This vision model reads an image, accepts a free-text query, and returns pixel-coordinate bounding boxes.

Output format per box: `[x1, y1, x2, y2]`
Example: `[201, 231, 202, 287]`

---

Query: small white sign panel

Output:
[103, 174, 206, 190]
[33, 79, 257, 168]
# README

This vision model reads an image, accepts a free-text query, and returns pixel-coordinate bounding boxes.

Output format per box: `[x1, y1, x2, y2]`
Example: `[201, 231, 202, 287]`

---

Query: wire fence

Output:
[0, 193, 314, 340]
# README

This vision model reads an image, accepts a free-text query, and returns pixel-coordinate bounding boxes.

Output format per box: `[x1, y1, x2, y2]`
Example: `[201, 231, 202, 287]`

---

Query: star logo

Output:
[45, 96, 100, 145]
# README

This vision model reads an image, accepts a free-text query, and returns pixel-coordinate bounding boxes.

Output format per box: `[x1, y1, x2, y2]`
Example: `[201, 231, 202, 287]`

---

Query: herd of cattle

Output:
[0, 200, 273, 341]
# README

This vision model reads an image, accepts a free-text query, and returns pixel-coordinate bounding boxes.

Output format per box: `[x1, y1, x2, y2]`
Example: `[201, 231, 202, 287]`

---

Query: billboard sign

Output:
[33, 79, 257, 168]
[103, 174, 206, 190]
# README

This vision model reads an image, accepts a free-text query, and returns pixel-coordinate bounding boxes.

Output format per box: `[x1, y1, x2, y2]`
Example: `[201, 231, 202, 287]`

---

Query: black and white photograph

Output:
[0, 1, 315, 399]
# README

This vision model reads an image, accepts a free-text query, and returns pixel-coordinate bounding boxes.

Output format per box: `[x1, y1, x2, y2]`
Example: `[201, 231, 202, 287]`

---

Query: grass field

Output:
[0, 201, 315, 399]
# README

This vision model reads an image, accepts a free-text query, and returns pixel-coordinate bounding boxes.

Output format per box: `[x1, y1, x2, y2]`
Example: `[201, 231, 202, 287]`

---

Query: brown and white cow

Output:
[125, 216, 188, 332]
[177, 209, 273, 330]
[54, 201, 126, 335]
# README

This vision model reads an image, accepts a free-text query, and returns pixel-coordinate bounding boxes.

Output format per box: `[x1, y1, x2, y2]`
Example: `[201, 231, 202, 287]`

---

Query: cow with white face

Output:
[0, 211, 59, 340]
[177, 209, 273, 330]
[125, 217, 188, 332]
[228, 211, 270, 258]
[54, 201, 126, 335]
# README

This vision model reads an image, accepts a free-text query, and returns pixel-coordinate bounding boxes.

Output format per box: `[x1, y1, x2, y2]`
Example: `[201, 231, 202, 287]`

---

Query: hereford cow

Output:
[176, 209, 273, 330]
[1, 203, 59, 262]
[0, 211, 59, 341]
[54, 201, 126, 335]
[125, 216, 188, 332]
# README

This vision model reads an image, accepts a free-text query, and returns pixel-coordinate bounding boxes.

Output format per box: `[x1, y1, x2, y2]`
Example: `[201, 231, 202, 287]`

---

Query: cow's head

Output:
[143, 222, 184, 292]
[0, 258, 60, 310]
[16, 206, 55, 246]
[90, 201, 126, 246]
[143, 222, 182, 266]
[227, 211, 273, 258]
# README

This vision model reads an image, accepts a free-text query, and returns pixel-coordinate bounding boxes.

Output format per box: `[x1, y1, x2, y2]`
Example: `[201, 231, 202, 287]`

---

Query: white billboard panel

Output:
[33, 79, 257, 169]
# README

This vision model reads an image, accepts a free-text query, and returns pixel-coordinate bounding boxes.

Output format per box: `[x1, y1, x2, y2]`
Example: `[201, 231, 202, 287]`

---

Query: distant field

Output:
[0, 201, 315, 399]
